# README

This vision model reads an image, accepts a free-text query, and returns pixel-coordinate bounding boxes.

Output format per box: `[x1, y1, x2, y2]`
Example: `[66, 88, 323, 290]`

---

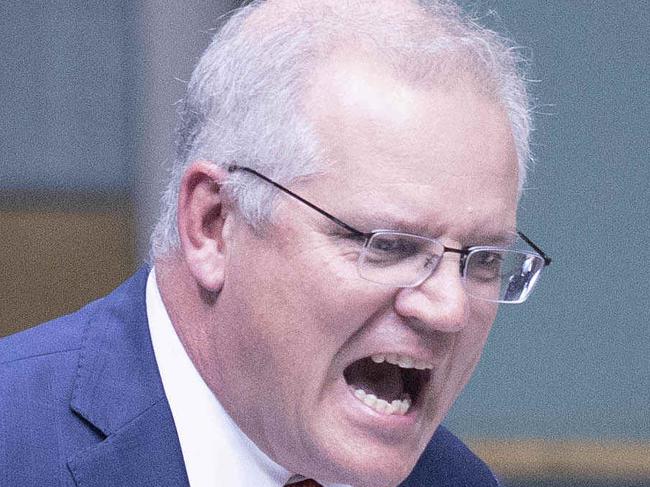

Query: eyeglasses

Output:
[228, 165, 552, 304]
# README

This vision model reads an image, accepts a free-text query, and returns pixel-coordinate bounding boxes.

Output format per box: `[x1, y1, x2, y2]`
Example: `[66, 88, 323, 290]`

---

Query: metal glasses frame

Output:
[227, 164, 552, 274]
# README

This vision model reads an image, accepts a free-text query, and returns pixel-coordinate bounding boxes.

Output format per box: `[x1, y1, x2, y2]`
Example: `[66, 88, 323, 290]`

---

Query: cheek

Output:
[453, 302, 497, 372]
[224, 225, 393, 395]
[247, 236, 376, 331]
[436, 303, 498, 404]
[467, 301, 498, 347]
[224, 244, 357, 371]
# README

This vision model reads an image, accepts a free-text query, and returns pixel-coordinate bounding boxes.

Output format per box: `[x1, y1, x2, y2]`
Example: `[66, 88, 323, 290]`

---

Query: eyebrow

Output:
[332, 208, 517, 248]
[465, 230, 518, 248]
[333, 208, 438, 236]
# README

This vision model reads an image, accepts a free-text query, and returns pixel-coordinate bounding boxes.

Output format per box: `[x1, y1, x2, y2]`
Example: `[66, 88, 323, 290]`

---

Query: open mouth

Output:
[343, 354, 432, 416]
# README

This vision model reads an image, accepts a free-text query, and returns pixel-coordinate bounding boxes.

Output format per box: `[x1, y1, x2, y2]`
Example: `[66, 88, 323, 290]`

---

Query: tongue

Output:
[345, 359, 405, 402]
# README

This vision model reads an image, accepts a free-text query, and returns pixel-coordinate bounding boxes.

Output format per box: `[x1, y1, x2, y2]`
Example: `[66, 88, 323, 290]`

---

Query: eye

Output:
[373, 236, 419, 256]
[364, 234, 427, 267]
[467, 250, 504, 281]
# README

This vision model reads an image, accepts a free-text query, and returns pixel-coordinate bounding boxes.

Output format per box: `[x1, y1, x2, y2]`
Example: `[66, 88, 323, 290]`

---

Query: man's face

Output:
[209, 63, 519, 486]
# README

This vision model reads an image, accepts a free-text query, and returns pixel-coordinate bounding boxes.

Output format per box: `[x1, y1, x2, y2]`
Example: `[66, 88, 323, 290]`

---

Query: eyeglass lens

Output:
[357, 232, 545, 303]
[464, 249, 545, 303]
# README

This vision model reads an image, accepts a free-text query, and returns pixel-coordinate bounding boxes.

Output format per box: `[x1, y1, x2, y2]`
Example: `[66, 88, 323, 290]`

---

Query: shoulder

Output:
[0, 266, 151, 420]
[0, 304, 94, 366]
[0, 266, 149, 369]
[0, 299, 102, 412]
[401, 425, 499, 486]
[0, 291, 112, 385]
[0, 264, 147, 406]
[0, 269, 151, 484]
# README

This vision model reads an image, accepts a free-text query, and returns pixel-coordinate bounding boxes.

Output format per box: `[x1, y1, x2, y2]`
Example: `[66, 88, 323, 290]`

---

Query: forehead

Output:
[301, 58, 519, 243]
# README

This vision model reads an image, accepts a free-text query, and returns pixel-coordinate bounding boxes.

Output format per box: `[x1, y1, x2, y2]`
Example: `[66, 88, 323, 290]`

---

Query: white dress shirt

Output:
[146, 269, 351, 487]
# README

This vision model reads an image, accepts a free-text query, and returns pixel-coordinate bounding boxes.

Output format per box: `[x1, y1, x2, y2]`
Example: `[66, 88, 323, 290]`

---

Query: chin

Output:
[298, 429, 424, 487]
[323, 457, 415, 487]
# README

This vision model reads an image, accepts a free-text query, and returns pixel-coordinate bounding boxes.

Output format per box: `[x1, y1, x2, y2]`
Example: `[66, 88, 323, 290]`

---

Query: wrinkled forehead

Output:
[297, 58, 519, 241]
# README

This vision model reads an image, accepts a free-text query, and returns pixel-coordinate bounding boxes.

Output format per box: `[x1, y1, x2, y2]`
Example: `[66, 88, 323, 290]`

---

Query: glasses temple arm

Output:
[517, 230, 552, 266]
[228, 165, 368, 237]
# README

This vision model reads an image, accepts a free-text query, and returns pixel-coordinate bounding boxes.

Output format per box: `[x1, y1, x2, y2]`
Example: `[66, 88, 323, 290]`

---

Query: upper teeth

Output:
[371, 353, 433, 370]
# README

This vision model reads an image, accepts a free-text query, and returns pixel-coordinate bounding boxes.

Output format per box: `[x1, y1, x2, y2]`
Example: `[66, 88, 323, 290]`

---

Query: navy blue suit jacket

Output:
[0, 267, 498, 486]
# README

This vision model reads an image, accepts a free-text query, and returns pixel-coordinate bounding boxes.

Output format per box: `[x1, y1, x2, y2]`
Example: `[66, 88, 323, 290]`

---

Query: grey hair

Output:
[150, 0, 533, 259]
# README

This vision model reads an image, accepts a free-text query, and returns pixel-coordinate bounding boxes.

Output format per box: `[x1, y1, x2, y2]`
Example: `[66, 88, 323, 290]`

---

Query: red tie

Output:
[286, 479, 323, 487]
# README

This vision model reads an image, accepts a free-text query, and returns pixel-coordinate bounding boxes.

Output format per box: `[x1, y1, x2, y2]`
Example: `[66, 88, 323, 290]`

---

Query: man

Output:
[0, 0, 551, 485]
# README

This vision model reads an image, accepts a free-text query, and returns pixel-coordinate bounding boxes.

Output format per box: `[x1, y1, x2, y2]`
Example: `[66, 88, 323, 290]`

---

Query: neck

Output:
[154, 254, 225, 392]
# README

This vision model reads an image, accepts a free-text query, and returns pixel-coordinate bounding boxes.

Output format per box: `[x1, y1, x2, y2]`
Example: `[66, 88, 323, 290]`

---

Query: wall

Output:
[0, 2, 137, 334]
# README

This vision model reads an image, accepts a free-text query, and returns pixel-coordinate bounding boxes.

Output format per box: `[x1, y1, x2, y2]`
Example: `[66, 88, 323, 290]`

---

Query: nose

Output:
[393, 256, 469, 333]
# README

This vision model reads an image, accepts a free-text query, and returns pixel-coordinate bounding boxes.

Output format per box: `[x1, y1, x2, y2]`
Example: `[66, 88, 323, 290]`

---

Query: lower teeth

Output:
[353, 388, 411, 415]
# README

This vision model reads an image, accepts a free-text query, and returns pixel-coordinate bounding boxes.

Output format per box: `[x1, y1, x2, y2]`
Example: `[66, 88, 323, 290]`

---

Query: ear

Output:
[177, 161, 233, 292]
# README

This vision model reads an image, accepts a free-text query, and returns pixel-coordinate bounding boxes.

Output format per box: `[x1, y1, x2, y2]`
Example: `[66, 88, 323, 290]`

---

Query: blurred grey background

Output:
[1, 1, 648, 485]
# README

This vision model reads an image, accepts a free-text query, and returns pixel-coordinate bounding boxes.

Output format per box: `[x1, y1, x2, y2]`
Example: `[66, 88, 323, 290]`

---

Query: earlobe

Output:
[177, 161, 232, 292]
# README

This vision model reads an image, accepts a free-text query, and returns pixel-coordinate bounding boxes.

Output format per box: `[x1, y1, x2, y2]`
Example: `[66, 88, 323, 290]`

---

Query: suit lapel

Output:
[67, 267, 188, 486]
[67, 398, 188, 486]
